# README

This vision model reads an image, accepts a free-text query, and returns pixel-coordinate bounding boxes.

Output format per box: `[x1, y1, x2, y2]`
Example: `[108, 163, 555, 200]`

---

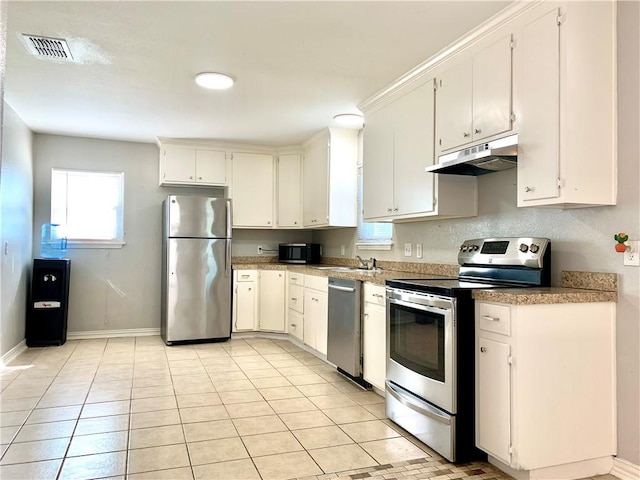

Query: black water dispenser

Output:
[26, 259, 71, 347]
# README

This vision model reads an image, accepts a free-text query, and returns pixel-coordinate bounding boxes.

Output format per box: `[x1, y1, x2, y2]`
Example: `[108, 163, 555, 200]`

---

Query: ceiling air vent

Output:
[21, 34, 74, 62]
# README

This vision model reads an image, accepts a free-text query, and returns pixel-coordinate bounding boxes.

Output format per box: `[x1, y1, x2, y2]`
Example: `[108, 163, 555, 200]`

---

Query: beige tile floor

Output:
[0, 336, 615, 480]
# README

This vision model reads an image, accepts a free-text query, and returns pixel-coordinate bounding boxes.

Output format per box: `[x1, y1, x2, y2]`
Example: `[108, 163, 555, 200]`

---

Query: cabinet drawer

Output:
[236, 271, 257, 282]
[364, 283, 386, 306]
[287, 271, 305, 286]
[289, 284, 304, 313]
[478, 302, 511, 336]
[305, 274, 328, 292]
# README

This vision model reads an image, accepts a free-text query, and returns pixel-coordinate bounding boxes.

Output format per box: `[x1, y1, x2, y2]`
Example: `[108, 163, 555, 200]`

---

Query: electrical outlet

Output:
[416, 243, 423, 259]
[624, 241, 640, 266]
[340, 245, 345, 256]
[404, 243, 412, 257]
[257, 245, 263, 254]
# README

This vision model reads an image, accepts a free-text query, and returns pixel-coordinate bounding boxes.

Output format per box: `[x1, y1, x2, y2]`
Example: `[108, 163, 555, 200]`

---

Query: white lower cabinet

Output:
[233, 269, 285, 333]
[286, 271, 305, 342]
[303, 275, 328, 355]
[362, 283, 386, 391]
[258, 271, 285, 332]
[232, 270, 258, 332]
[475, 300, 616, 475]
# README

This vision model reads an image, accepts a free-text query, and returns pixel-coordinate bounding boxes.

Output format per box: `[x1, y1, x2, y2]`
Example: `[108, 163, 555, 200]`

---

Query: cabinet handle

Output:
[198, 176, 202, 180]
[294, 221, 297, 225]
[463, 132, 470, 138]
[524, 186, 533, 193]
[393, 207, 398, 212]
[248, 288, 252, 291]
[291, 297, 297, 301]
[373, 294, 384, 299]
[474, 128, 481, 135]
[480, 346, 488, 353]
[481, 315, 499, 322]
[290, 323, 297, 327]
[189, 176, 193, 179]
[241, 275, 250, 279]
[387, 208, 392, 213]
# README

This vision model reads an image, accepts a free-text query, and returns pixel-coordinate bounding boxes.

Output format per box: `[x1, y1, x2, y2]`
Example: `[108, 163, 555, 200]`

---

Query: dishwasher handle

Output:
[328, 284, 356, 293]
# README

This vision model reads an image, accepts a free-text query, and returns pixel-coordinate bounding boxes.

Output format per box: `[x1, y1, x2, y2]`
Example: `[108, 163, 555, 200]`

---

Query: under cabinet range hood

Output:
[425, 134, 518, 176]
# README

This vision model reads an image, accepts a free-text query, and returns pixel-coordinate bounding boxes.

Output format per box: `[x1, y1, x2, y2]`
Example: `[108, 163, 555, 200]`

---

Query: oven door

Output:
[386, 288, 456, 414]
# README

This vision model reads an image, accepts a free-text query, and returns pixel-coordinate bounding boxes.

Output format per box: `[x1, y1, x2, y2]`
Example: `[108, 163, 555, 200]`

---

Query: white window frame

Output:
[50, 168, 125, 248]
[355, 164, 393, 251]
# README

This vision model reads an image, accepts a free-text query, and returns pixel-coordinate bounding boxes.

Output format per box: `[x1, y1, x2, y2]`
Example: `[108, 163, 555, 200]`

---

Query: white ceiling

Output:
[4, 1, 511, 146]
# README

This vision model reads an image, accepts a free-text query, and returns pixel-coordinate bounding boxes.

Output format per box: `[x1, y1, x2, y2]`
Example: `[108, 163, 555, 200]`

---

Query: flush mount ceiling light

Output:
[334, 113, 364, 128]
[194, 72, 235, 90]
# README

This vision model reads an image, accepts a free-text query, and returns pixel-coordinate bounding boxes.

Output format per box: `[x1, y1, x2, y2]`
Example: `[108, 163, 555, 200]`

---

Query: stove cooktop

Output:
[385, 277, 520, 296]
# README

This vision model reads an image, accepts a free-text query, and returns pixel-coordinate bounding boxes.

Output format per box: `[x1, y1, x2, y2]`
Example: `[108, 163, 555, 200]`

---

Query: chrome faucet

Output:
[356, 256, 379, 270]
[356, 255, 369, 269]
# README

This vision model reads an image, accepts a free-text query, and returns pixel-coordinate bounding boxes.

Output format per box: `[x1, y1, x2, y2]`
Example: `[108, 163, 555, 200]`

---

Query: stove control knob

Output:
[471, 245, 480, 252]
[461, 245, 468, 252]
[519, 243, 529, 253]
[460, 245, 466, 251]
[530, 243, 540, 254]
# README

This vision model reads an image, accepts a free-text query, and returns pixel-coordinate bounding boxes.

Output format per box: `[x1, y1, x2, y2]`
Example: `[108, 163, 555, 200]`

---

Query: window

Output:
[51, 168, 125, 246]
[356, 165, 393, 250]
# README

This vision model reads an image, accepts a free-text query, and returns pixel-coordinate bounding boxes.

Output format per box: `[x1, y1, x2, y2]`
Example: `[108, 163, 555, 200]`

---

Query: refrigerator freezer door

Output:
[164, 238, 231, 342]
[166, 196, 231, 239]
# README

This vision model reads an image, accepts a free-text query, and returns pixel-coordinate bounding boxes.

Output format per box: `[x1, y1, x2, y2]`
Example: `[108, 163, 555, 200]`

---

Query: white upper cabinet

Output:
[363, 80, 477, 222]
[435, 34, 513, 154]
[231, 152, 274, 228]
[159, 144, 227, 186]
[517, 3, 616, 208]
[302, 128, 358, 228]
[277, 153, 302, 228]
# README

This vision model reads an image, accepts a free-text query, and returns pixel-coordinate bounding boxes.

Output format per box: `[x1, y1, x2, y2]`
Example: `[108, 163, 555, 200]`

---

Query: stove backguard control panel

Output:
[458, 237, 550, 269]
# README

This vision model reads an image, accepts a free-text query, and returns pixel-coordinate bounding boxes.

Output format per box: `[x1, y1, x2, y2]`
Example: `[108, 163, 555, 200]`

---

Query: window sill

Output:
[67, 241, 125, 249]
[356, 242, 393, 251]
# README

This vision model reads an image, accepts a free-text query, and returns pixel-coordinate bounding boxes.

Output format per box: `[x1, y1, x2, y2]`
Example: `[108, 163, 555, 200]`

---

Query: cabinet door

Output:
[277, 154, 302, 227]
[232, 152, 274, 227]
[195, 150, 227, 185]
[162, 146, 196, 183]
[363, 302, 386, 391]
[288, 309, 304, 342]
[363, 105, 394, 220]
[518, 9, 560, 203]
[477, 336, 511, 464]
[302, 134, 329, 227]
[314, 290, 328, 355]
[234, 281, 256, 331]
[258, 271, 285, 332]
[472, 35, 513, 142]
[303, 289, 317, 349]
[393, 81, 436, 216]
[436, 60, 473, 152]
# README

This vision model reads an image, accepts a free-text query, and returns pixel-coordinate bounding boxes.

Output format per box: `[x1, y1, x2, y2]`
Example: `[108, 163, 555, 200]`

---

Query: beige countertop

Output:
[232, 258, 618, 304]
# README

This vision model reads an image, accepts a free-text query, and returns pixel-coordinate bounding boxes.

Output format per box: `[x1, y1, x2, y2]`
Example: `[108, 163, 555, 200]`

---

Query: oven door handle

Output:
[386, 381, 451, 425]
[387, 297, 452, 314]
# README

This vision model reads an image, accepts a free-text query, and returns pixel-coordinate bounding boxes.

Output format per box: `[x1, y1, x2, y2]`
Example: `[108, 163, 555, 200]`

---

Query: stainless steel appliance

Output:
[425, 134, 518, 176]
[278, 243, 322, 264]
[385, 237, 551, 462]
[161, 195, 232, 345]
[327, 278, 367, 385]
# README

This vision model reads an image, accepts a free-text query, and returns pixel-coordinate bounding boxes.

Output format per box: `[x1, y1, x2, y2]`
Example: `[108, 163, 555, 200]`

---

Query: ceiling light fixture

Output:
[194, 72, 235, 90]
[333, 113, 364, 128]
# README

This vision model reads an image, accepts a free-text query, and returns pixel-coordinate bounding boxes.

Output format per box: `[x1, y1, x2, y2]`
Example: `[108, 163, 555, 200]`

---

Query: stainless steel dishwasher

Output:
[327, 277, 369, 387]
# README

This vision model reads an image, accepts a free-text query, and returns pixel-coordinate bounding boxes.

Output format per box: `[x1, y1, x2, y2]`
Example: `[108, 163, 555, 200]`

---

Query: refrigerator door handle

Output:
[225, 240, 231, 277]
[226, 199, 233, 238]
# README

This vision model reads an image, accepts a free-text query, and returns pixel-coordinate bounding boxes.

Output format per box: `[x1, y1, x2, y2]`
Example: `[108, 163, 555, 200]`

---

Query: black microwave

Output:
[278, 243, 322, 264]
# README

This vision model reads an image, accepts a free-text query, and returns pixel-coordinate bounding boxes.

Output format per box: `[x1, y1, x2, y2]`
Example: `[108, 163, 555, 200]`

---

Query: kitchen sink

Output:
[311, 266, 383, 273]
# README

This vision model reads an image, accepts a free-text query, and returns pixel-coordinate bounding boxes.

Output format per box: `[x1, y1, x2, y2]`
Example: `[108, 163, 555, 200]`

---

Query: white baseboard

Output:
[0, 340, 28, 368]
[67, 328, 160, 340]
[611, 457, 640, 480]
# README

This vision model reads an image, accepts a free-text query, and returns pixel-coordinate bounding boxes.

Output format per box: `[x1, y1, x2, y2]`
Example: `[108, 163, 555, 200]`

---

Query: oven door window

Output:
[389, 301, 445, 383]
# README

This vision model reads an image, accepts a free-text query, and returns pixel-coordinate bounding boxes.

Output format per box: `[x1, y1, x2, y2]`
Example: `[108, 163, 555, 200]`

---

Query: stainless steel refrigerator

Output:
[161, 195, 232, 345]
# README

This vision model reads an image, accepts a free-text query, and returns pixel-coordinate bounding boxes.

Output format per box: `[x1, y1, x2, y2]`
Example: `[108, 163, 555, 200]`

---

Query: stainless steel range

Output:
[385, 237, 551, 462]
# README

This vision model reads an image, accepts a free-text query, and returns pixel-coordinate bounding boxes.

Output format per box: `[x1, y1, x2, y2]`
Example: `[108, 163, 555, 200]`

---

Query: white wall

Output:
[0, 102, 33, 359]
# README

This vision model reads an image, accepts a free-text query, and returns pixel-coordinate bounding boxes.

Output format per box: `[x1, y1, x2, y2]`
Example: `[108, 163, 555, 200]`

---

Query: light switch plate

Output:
[416, 243, 423, 259]
[404, 243, 412, 257]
